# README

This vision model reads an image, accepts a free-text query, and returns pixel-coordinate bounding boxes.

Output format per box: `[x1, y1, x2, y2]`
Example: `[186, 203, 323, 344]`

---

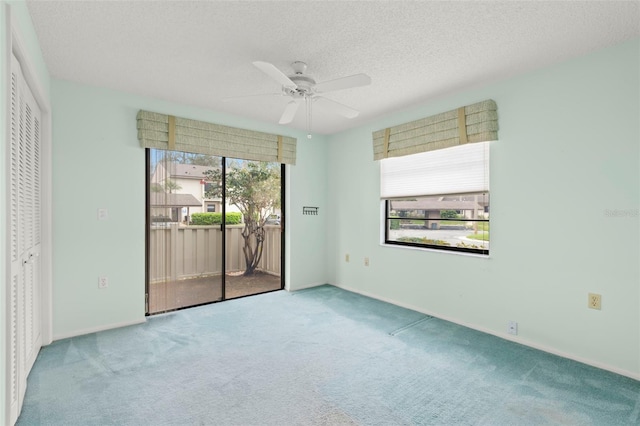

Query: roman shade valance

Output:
[137, 110, 297, 165]
[372, 100, 498, 160]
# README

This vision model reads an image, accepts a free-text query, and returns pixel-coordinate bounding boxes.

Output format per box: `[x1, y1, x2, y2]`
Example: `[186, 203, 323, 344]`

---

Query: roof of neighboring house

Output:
[391, 199, 483, 211]
[150, 193, 202, 207]
[168, 163, 216, 180]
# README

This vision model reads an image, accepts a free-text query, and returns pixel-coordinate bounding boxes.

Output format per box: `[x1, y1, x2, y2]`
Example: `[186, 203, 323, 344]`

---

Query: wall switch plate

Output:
[364, 257, 370, 267]
[345, 254, 350, 262]
[98, 276, 108, 289]
[588, 293, 601, 310]
[507, 321, 518, 335]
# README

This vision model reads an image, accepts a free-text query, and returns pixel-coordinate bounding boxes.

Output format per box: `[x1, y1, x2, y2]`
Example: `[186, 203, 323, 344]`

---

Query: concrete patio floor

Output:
[148, 271, 282, 314]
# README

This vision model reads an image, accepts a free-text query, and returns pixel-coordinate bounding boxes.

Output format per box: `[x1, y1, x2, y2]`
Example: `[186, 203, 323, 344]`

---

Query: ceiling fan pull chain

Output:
[306, 95, 312, 139]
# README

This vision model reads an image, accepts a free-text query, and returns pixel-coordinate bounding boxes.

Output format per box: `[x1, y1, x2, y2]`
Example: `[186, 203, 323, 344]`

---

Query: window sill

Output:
[381, 242, 490, 259]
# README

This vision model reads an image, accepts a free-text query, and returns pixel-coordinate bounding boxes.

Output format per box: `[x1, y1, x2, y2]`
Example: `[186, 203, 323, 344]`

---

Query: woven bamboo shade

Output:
[137, 110, 297, 165]
[372, 100, 498, 160]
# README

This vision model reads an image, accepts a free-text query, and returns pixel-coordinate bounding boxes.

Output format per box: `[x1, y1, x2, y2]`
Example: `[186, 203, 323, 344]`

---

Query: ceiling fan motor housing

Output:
[281, 61, 316, 97]
[284, 75, 316, 97]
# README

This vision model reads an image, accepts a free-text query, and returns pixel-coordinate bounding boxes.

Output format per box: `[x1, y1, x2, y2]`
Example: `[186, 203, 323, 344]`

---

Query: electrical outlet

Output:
[98, 276, 109, 289]
[507, 321, 518, 335]
[588, 293, 601, 310]
[97, 208, 109, 221]
[345, 254, 350, 262]
[364, 257, 369, 267]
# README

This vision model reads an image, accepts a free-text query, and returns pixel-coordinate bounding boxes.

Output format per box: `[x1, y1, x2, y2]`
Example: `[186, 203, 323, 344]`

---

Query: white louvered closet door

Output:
[8, 52, 43, 426]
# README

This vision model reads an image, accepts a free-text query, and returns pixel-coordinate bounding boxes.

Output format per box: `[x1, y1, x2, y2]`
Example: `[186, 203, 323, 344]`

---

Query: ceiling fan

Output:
[226, 61, 371, 138]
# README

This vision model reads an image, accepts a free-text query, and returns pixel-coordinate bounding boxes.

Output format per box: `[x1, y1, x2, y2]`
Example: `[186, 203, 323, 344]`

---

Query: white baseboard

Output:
[332, 283, 640, 382]
[51, 318, 146, 342]
[286, 281, 326, 292]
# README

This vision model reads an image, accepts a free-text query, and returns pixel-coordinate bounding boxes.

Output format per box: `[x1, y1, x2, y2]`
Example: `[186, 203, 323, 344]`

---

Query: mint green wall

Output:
[2, 1, 51, 422]
[327, 39, 640, 377]
[50, 80, 328, 338]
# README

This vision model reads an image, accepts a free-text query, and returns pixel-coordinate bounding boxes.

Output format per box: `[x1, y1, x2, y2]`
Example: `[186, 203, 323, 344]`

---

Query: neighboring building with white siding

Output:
[151, 163, 240, 222]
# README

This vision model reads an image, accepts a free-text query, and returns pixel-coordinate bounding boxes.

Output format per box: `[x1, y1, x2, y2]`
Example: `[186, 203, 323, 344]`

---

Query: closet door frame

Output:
[4, 5, 53, 425]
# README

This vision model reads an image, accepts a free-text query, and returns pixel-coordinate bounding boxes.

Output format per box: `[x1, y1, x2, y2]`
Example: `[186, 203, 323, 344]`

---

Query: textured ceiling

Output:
[26, 1, 640, 135]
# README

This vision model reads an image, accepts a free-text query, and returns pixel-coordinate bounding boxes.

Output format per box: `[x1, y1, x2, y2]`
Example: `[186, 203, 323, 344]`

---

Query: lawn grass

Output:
[466, 232, 489, 241]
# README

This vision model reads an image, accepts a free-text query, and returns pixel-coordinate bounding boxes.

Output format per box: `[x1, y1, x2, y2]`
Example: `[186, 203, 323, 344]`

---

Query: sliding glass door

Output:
[224, 158, 283, 299]
[146, 149, 283, 314]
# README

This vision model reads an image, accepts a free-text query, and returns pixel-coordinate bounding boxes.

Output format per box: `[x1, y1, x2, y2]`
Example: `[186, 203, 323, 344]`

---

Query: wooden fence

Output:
[149, 224, 281, 283]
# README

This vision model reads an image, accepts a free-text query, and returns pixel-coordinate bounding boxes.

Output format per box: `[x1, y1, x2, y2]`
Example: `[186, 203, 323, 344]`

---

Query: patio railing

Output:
[149, 224, 281, 283]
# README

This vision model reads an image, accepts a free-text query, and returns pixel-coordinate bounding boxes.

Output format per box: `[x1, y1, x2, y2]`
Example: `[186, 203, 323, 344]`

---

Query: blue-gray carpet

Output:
[18, 285, 640, 425]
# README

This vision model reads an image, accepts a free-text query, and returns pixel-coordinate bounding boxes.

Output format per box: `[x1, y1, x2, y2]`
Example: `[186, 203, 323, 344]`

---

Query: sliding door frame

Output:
[144, 151, 285, 314]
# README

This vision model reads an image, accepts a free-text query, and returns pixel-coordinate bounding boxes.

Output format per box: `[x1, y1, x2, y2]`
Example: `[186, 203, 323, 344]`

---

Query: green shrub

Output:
[440, 210, 459, 219]
[191, 213, 218, 225]
[190, 212, 242, 225]
[225, 212, 242, 224]
[456, 241, 483, 249]
[397, 237, 450, 246]
[390, 219, 400, 230]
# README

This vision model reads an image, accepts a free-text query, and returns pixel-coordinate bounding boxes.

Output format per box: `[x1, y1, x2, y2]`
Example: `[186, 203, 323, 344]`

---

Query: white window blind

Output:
[380, 141, 490, 199]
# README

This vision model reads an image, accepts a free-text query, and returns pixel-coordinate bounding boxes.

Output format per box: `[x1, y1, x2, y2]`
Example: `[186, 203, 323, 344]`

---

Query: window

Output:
[206, 204, 216, 212]
[385, 193, 489, 254]
[381, 142, 490, 255]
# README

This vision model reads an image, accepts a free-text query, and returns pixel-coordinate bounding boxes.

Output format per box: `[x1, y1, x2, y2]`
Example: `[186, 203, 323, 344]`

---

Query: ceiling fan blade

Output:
[314, 96, 360, 119]
[314, 73, 371, 93]
[279, 100, 300, 124]
[253, 61, 296, 88]
[222, 92, 282, 101]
